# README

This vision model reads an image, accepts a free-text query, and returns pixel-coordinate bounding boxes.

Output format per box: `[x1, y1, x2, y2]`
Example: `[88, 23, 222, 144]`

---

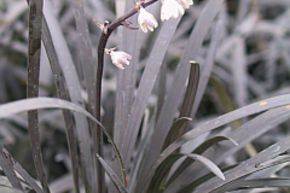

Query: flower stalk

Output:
[95, 0, 194, 191]
[95, 0, 159, 192]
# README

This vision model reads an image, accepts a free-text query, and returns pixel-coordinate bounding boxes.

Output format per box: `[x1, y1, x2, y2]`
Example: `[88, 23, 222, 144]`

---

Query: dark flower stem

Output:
[95, 0, 159, 192]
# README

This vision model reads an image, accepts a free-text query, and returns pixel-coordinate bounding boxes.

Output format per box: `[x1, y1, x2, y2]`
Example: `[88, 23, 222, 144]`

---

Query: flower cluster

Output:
[107, 0, 194, 69]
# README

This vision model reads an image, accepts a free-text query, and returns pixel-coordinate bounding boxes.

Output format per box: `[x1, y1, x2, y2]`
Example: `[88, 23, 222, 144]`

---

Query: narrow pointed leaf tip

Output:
[96, 154, 128, 193]
[186, 153, 226, 181]
[190, 60, 198, 65]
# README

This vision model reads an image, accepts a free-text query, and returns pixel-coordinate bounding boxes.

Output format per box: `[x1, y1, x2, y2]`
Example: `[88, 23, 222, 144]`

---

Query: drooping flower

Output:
[161, 0, 185, 21]
[177, 0, 194, 9]
[107, 49, 132, 70]
[138, 6, 158, 33]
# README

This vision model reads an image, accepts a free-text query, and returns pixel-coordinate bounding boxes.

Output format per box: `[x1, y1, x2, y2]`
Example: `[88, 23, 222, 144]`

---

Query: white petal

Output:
[161, 0, 185, 21]
[138, 7, 158, 33]
[115, 63, 125, 70]
[110, 51, 132, 69]
[177, 0, 193, 9]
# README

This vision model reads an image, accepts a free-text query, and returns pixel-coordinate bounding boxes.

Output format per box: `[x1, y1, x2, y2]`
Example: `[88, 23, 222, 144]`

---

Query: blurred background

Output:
[1, 0, 290, 192]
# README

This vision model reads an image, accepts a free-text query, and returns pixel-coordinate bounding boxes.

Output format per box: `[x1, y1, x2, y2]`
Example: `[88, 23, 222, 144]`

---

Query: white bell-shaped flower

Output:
[177, 0, 194, 9]
[138, 6, 158, 33]
[161, 0, 185, 21]
[109, 50, 132, 70]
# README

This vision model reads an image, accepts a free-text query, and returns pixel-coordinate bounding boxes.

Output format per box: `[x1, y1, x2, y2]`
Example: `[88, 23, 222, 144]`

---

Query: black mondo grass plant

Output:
[1, 0, 290, 193]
